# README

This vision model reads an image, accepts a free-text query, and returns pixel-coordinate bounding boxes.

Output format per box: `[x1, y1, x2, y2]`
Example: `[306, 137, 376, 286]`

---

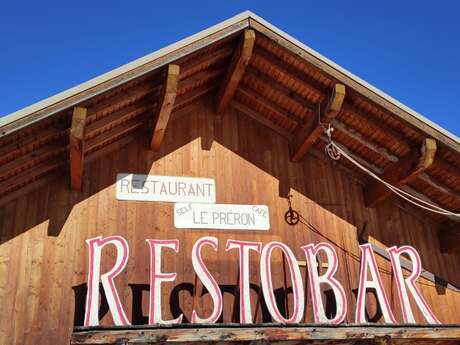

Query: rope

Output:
[323, 126, 460, 219]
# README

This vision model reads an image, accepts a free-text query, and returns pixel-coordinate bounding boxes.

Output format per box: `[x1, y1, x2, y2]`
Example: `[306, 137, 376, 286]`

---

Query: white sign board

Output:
[116, 174, 216, 203]
[174, 203, 270, 230]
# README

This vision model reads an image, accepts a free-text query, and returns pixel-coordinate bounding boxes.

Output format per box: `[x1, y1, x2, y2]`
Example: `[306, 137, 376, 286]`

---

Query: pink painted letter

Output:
[355, 243, 396, 323]
[84, 235, 130, 326]
[387, 245, 440, 324]
[225, 239, 262, 323]
[191, 236, 223, 324]
[260, 241, 305, 324]
[302, 242, 347, 324]
[146, 239, 182, 325]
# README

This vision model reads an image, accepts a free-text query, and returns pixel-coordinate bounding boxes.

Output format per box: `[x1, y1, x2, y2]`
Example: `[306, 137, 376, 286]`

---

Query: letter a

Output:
[355, 243, 396, 323]
[84, 236, 130, 326]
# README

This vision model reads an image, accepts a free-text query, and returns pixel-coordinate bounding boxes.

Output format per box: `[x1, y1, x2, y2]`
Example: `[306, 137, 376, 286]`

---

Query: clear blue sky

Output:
[1, 1, 459, 137]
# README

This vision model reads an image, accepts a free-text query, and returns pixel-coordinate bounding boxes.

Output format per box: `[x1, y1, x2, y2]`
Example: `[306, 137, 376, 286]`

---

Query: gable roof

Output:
[0, 11, 458, 225]
[1, 11, 459, 148]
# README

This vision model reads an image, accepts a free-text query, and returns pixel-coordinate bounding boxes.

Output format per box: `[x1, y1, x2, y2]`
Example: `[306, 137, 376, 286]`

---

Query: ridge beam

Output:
[70, 106, 88, 191]
[365, 138, 437, 207]
[150, 64, 180, 150]
[215, 29, 256, 115]
[291, 83, 346, 162]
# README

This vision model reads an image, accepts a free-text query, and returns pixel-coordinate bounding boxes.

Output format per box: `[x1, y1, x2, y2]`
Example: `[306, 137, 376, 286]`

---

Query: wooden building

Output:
[0, 11, 459, 345]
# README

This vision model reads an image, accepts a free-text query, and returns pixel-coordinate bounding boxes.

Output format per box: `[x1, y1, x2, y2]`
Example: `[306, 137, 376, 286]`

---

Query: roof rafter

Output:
[332, 120, 399, 163]
[231, 100, 294, 140]
[364, 138, 437, 207]
[175, 81, 220, 111]
[291, 83, 346, 162]
[252, 46, 327, 101]
[87, 115, 149, 153]
[150, 64, 180, 151]
[237, 86, 301, 125]
[246, 66, 316, 115]
[69, 107, 87, 191]
[215, 29, 256, 115]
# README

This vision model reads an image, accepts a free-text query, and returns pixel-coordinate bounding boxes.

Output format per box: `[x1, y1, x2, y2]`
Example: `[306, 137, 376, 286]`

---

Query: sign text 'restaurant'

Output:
[116, 174, 216, 203]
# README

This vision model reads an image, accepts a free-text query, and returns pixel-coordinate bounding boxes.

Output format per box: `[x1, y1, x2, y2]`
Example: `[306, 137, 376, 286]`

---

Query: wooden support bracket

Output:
[150, 64, 180, 150]
[364, 138, 437, 207]
[69, 106, 87, 191]
[215, 29, 256, 115]
[291, 83, 346, 162]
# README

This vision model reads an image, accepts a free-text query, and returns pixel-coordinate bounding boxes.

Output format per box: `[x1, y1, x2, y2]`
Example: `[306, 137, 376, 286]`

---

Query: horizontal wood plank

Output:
[71, 325, 460, 345]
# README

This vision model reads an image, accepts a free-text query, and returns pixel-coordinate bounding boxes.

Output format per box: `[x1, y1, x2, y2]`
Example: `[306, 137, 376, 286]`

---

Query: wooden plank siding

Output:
[0, 98, 459, 345]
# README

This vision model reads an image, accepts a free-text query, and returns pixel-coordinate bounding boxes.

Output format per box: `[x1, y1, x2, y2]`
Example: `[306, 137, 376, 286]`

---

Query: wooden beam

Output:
[419, 173, 460, 202]
[180, 44, 233, 81]
[231, 100, 294, 141]
[439, 223, 460, 254]
[246, 66, 316, 114]
[86, 115, 149, 153]
[365, 138, 437, 207]
[291, 83, 346, 162]
[253, 46, 327, 100]
[0, 125, 66, 166]
[1, 18, 248, 138]
[404, 185, 460, 223]
[86, 128, 148, 166]
[175, 81, 220, 110]
[178, 65, 226, 96]
[71, 325, 460, 345]
[0, 143, 67, 181]
[319, 136, 384, 174]
[237, 87, 302, 124]
[86, 82, 160, 120]
[332, 120, 399, 163]
[150, 64, 180, 151]
[86, 102, 152, 138]
[0, 155, 67, 195]
[215, 29, 256, 115]
[249, 19, 460, 152]
[69, 107, 87, 191]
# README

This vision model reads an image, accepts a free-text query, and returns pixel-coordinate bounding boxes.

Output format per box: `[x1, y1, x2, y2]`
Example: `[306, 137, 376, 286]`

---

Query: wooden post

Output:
[291, 83, 345, 162]
[69, 106, 87, 191]
[365, 138, 437, 207]
[150, 64, 180, 150]
[215, 29, 256, 115]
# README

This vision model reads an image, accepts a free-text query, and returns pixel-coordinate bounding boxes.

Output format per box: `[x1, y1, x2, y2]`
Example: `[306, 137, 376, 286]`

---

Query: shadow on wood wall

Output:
[0, 96, 458, 296]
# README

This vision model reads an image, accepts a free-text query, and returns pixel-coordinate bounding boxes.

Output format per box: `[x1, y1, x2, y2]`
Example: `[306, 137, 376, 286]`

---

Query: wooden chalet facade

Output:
[0, 11, 459, 345]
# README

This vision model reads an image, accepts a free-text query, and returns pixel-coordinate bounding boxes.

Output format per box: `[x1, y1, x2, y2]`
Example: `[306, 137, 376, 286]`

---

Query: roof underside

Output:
[0, 12, 459, 228]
